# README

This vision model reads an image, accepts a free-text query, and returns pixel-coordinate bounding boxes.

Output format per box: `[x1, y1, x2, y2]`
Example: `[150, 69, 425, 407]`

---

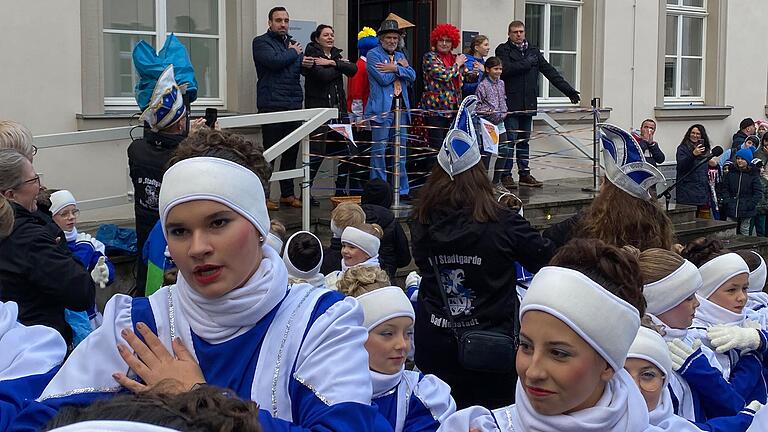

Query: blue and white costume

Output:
[8, 157, 377, 431]
[0, 301, 67, 430]
[745, 252, 768, 327]
[440, 266, 655, 432]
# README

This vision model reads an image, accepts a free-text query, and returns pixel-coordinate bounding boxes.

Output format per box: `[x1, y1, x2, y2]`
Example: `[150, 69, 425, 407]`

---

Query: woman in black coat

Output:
[302, 24, 358, 200]
[675, 124, 712, 218]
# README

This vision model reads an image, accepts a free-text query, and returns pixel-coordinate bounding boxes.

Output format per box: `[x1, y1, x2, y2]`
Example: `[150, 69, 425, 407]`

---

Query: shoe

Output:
[501, 176, 518, 190]
[266, 200, 279, 211]
[494, 182, 511, 194]
[518, 173, 543, 188]
[280, 196, 302, 208]
[310, 196, 320, 207]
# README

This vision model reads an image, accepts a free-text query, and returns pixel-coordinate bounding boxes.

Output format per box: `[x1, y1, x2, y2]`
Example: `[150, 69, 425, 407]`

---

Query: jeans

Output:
[262, 119, 301, 198]
[371, 111, 410, 196]
[308, 125, 357, 195]
[502, 114, 533, 177]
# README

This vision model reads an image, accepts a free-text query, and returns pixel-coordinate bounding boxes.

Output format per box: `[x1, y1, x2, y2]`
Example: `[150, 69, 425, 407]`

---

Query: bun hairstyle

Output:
[622, 246, 685, 284]
[735, 249, 762, 271]
[310, 24, 333, 43]
[356, 222, 384, 239]
[337, 265, 391, 297]
[680, 237, 727, 267]
[550, 238, 646, 316]
[0, 195, 13, 239]
[287, 232, 322, 272]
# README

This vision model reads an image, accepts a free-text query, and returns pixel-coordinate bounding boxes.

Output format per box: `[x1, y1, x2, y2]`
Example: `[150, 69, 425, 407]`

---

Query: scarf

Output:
[648, 389, 701, 431]
[693, 295, 745, 328]
[512, 39, 529, 53]
[647, 314, 689, 342]
[175, 245, 288, 343]
[64, 227, 78, 243]
[341, 255, 380, 272]
[371, 367, 404, 398]
[508, 369, 651, 432]
[437, 51, 461, 93]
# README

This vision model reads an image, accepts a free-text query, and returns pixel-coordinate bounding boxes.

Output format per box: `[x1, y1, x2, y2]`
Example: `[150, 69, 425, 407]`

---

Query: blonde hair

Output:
[351, 222, 384, 239]
[337, 265, 391, 297]
[331, 202, 366, 230]
[622, 246, 685, 284]
[0, 196, 13, 238]
[0, 121, 34, 160]
[269, 219, 287, 243]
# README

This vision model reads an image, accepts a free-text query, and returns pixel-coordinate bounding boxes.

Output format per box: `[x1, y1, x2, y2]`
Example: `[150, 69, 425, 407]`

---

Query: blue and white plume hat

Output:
[437, 95, 482, 180]
[139, 64, 187, 132]
[599, 123, 666, 200]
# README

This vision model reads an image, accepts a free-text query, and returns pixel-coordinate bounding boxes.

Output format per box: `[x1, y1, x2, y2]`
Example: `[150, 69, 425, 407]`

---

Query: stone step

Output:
[719, 235, 768, 257]
[673, 219, 738, 244]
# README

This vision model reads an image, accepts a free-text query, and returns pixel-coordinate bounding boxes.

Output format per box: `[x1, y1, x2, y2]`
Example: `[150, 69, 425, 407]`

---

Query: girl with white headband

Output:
[687, 252, 768, 405]
[9, 140, 377, 430]
[735, 250, 768, 327]
[354, 286, 456, 431]
[326, 223, 384, 290]
[632, 247, 760, 422]
[439, 239, 655, 432]
[625, 326, 762, 431]
[282, 230, 326, 288]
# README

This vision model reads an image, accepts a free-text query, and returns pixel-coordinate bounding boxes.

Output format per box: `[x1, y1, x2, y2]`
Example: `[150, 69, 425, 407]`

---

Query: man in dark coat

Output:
[495, 20, 580, 189]
[360, 179, 411, 281]
[252, 6, 311, 210]
[732, 117, 756, 153]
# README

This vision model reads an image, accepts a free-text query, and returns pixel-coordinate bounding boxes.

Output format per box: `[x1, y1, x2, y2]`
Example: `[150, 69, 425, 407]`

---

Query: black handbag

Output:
[429, 256, 518, 373]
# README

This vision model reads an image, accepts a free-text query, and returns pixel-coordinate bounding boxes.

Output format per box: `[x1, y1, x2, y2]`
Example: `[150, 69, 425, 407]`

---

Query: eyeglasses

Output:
[58, 209, 80, 218]
[31, 145, 38, 156]
[437, 38, 453, 44]
[632, 369, 665, 393]
[14, 175, 40, 189]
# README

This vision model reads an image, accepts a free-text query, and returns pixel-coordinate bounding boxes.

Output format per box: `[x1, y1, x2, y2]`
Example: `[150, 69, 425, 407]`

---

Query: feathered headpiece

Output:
[430, 23, 460, 49]
[437, 95, 481, 180]
[599, 123, 666, 201]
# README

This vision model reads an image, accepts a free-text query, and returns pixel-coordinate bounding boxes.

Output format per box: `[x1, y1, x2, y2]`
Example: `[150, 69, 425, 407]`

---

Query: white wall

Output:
[458, 0, 515, 53]
[0, 0, 82, 135]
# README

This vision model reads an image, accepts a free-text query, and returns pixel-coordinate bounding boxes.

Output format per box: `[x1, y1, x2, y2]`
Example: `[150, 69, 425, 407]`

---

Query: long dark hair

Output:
[680, 123, 710, 151]
[412, 163, 502, 224]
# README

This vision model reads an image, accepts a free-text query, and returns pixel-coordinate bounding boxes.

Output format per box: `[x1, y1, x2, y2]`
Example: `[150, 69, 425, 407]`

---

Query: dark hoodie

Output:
[723, 159, 763, 219]
[409, 206, 554, 374]
[361, 179, 411, 281]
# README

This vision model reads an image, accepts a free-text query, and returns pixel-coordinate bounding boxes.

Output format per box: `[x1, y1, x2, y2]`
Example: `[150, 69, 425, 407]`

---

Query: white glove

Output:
[406, 271, 422, 289]
[746, 400, 763, 413]
[667, 338, 702, 371]
[707, 325, 762, 354]
[90, 256, 109, 289]
[744, 319, 762, 329]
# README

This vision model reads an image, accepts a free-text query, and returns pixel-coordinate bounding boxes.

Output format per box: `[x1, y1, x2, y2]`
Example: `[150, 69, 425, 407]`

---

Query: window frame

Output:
[664, 0, 707, 104]
[102, 0, 227, 110]
[525, 0, 582, 105]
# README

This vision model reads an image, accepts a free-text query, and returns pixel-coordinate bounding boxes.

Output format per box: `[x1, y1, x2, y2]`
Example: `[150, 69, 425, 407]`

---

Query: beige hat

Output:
[386, 13, 415, 29]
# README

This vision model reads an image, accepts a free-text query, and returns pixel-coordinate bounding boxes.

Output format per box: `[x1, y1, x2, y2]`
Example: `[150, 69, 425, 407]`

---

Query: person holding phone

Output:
[676, 124, 713, 218]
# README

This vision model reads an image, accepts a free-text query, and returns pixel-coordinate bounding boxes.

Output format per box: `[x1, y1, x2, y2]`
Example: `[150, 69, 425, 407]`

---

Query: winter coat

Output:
[252, 30, 303, 111]
[723, 165, 764, 219]
[475, 76, 507, 125]
[409, 206, 554, 374]
[494, 40, 578, 112]
[631, 133, 666, 166]
[419, 51, 465, 117]
[461, 56, 485, 97]
[753, 148, 768, 167]
[301, 42, 357, 113]
[321, 237, 343, 276]
[361, 179, 411, 281]
[732, 130, 748, 153]
[0, 203, 95, 345]
[757, 176, 768, 215]
[675, 141, 710, 206]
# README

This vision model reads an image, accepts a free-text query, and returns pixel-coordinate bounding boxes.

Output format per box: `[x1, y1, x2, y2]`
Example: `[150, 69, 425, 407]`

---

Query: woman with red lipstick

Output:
[439, 239, 658, 432]
[355, 286, 456, 431]
[9, 131, 378, 431]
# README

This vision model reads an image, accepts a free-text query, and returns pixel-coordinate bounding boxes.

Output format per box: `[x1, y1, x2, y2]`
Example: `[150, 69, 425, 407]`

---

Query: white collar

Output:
[371, 367, 403, 398]
[648, 389, 701, 431]
[693, 294, 744, 328]
[341, 255, 380, 272]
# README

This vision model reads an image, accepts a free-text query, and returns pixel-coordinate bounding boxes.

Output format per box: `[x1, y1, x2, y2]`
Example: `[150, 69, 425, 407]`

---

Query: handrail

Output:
[33, 108, 339, 230]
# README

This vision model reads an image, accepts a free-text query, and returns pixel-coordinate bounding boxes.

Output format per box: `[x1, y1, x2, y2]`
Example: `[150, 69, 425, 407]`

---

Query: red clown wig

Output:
[430, 23, 460, 49]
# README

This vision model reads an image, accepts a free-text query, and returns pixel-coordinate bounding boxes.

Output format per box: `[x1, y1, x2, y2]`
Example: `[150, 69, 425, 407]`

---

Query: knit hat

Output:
[736, 148, 754, 162]
[139, 65, 187, 132]
[282, 231, 323, 280]
[356, 286, 415, 330]
[357, 27, 378, 57]
[599, 123, 666, 201]
[159, 157, 269, 240]
[740, 118, 755, 131]
[520, 266, 641, 371]
[437, 95, 482, 180]
[361, 178, 393, 209]
[49, 190, 77, 216]
[748, 251, 767, 293]
[341, 226, 380, 258]
[697, 253, 749, 299]
[643, 259, 702, 315]
[627, 327, 672, 385]
[265, 232, 284, 254]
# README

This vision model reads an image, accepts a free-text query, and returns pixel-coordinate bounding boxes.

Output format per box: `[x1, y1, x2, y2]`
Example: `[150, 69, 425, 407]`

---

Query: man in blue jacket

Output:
[365, 19, 416, 200]
[252, 6, 312, 210]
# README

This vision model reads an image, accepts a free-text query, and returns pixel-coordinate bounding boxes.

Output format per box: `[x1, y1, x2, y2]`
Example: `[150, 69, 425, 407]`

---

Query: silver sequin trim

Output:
[379, 387, 398, 397]
[168, 285, 176, 340]
[292, 373, 332, 406]
[504, 406, 515, 431]
[37, 385, 121, 402]
[271, 288, 315, 417]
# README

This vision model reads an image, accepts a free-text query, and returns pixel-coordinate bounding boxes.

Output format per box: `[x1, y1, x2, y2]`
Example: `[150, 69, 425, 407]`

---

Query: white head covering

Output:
[599, 123, 666, 201]
[341, 226, 380, 259]
[48, 421, 180, 432]
[356, 286, 415, 330]
[282, 231, 323, 280]
[437, 96, 481, 180]
[139, 64, 187, 132]
[748, 251, 767, 293]
[643, 259, 701, 315]
[520, 266, 641, 371]
[697, 253, 749, 299]
[627, 327, 672, 385]
[266, 232, 284, 254]
[49, 190, 77, 216]
[159, 157, 269, 240]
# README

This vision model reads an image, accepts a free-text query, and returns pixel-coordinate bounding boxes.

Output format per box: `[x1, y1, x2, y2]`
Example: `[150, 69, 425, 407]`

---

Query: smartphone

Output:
[205, 108, 218, 128]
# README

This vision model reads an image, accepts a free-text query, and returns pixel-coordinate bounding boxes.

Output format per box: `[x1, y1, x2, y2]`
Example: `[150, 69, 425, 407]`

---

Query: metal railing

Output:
[33, 108, 339, 230]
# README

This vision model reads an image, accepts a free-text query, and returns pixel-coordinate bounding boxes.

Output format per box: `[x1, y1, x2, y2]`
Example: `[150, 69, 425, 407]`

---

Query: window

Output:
[103, 0, 225, 108]
[525, 1, 581, 103]
[664, 0, 706, 102]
